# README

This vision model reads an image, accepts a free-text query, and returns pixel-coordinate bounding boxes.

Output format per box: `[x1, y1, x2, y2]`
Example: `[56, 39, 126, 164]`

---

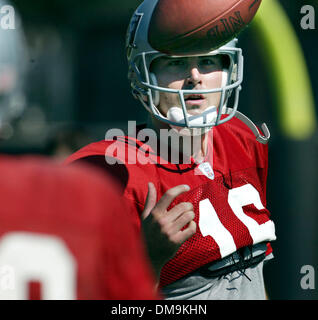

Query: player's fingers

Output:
[155, 184, 190, 214]
[172, 221, 197, 245]
[142, 182, 157, 220]
[168, 210, 195, 235]
[165, 202, 193, 222]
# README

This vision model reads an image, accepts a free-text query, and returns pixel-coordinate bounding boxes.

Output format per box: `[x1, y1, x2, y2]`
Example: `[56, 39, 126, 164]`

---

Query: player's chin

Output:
[186, 102, 209, 115]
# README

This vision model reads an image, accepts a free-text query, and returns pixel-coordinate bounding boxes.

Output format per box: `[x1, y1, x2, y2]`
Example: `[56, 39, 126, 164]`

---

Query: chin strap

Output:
[224, 108, 270, 144]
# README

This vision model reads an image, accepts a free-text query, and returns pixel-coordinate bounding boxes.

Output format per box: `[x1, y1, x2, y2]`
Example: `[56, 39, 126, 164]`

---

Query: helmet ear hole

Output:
[149, 72, 160, 106]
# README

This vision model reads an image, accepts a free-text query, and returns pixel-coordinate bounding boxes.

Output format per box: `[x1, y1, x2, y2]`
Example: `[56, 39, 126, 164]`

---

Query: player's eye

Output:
[199, 58, 216, 66]
[168, 59, 185, 67]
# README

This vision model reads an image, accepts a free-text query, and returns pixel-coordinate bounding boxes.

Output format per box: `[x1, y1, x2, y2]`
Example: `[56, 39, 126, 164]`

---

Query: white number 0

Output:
[199, 184, 276, 258]
[0, 232, 76, 300]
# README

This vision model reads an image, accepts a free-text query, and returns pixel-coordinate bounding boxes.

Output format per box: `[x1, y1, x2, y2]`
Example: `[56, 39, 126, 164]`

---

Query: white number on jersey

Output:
[0, 232, 76, 300]
[199, 184, 276, 258]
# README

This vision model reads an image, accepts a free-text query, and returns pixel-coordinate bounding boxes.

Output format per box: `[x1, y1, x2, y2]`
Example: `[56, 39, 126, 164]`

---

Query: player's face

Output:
[150, 55, 225, 116]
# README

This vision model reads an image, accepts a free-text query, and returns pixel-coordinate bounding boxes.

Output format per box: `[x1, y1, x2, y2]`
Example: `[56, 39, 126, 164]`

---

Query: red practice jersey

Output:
[0, 155, 158, 300]
[66, 117, 276, 288]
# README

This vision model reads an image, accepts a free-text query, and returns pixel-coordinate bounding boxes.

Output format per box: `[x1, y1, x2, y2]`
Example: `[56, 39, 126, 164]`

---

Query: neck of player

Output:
[147, 115, 209, 164]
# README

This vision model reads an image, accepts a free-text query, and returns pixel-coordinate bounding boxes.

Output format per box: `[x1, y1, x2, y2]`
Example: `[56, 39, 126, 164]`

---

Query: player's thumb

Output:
[142, 182, 157, 220]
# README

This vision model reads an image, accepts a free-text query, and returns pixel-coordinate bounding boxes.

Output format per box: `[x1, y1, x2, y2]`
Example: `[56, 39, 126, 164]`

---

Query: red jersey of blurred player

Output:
[0, 155, 158, 300]
[66, 118, 276, 288]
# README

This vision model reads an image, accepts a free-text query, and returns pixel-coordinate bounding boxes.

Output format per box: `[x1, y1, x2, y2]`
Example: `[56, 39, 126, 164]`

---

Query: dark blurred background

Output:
[1, 0, 317, 299]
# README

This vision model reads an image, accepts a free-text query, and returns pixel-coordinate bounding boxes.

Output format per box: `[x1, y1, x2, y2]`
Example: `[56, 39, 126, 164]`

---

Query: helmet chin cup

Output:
[167, 106, 217, 126]
[167, 106, 217, 136]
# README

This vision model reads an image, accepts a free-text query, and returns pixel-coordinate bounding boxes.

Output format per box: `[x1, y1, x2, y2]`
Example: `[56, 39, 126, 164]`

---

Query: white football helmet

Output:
[126, 0, 270, 143]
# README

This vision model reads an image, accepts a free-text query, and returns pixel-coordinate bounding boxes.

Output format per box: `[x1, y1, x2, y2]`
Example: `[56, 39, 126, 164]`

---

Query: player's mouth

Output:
[184, 94, 205, 106]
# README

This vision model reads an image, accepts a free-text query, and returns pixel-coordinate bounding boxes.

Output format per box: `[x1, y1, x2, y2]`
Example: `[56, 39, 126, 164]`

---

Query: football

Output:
[148, 0, 262, 55]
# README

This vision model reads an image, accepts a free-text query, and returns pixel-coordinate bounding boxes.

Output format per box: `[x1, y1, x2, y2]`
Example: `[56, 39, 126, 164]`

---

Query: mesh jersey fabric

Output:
[66, 117, 276, 288]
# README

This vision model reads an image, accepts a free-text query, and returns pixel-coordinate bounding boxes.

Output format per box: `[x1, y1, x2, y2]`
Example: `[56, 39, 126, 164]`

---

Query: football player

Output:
[66, 0, 276, 300]
[0, 1, 158, 300]
[0, 157, 158, 300]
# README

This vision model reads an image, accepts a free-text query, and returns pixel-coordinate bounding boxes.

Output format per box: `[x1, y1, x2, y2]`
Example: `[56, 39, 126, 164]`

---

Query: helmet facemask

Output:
[126, 0, 270, 143]
[129, 43, 243, 136]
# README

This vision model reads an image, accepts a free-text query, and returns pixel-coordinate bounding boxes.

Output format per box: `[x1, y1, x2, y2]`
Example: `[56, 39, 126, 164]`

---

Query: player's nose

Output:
[186, 64, 202, 86]
[190, 67, 200, 80]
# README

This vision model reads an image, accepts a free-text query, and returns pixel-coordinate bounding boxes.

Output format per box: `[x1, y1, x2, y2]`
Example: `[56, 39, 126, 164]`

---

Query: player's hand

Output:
[141, 182, 196, 279]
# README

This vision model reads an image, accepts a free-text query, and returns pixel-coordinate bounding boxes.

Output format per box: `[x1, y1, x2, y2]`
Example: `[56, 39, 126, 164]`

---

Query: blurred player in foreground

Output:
[67, 0, 276, 299]
[0, 157, 158, 300]
[0, 2, 158, 300]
